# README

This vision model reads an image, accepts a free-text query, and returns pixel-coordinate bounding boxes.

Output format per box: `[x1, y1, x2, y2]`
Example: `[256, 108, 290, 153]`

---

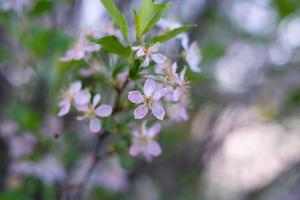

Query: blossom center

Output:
[144, 47, 153, 56]
[144, 96, 153, 107]
[87, 107, 95, 118]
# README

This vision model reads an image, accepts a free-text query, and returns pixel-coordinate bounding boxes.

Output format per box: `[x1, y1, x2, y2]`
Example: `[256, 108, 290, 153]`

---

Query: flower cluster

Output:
[58, 81, 112, 133]
[57, 0, 202, 160]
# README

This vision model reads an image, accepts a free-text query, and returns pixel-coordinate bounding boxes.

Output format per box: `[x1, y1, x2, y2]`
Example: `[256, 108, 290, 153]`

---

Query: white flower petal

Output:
[70, 81, 82, 93]
[58, 101, 71, 116]
[151, 103, 165, 120]
[142, 56, 150, 67]
[151, 53, 167, 64]
[89, 117, 101, 133]
[134, 105, 148, 119]
[128, 91, 144, 104]
[95, 104, 112, 117]
[92, 94, 101, 107]
[143, 79, 156, 96]
[75, 90, 91, 105]
[148, 123, 161, 137]
[146, 140, 161, 156]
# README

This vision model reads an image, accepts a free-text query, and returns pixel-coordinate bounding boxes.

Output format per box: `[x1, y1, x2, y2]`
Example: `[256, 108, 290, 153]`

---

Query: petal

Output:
[143, 79, 156, 96]
[73, 50, 85, 60]
[186, 43, 201, 73]
[129, 144, 142, 156]
[70, 81, 82, 92]
[153, 88, 166, 101]
[151, 103, 165, 120]
[180, 107, 189, 121]
[134, 105, 148, 119]
[75, 90, 91, 105]
[173, 88, 183, 101]
[136, 48, 145, 57]
[146, 140, 161, 156]
[178, 33, 189, 50]
[180, 67, 187, 81]
[95, 104, 112, 117]
[171, 62, 178, 73]
[151, 43, 160, 52]
[85, 44, 100, 52]
[151, 53, 167, 64]
[92, 94, 101, 107]
[148, 123, 161, 137]
[58, 101, 71, 116]
[128, 91, 144, 104]
[142, 56, 150, 67]
[75, 104, 89, 112]
[89, 118, 101, 133]
[131, 46, 141, 51]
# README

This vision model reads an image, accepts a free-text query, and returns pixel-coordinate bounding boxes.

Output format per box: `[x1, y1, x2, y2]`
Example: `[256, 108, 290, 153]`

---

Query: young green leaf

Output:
[133, 9, 141, 39]
[148, 25, 196, 43]
[137, 0, 170, 37]
[101, 0, 129, 40]
[97, 35, 131, 58]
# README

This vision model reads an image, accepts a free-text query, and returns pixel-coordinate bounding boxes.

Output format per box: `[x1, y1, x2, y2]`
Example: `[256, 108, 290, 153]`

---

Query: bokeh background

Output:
[1, 0, 300, 199]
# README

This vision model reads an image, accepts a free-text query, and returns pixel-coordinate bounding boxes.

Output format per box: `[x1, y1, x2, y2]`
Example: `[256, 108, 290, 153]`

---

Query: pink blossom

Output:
[157, 62, 180, 85]
[60, 39, 100, 62]
[77, 94, 112, 133]
[184, 42, 202, 73]
[128, 79, 166, 120]
[132, 43, 167, 67]
[129, 122, 162, 160]
[167, 95, 189, 122]
[164, 67, 189, 102]
[58, 81, 90, 116]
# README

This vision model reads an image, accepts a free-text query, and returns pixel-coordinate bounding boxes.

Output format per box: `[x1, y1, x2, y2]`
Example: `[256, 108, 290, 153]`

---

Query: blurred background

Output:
[1, 0, 300, 199]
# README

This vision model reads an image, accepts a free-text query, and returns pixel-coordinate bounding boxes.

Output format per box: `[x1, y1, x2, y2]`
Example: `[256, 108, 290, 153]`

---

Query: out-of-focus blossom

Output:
[132, 43, 167, 67]
[158, 19, 189, 49]
[229, 1, 276, 36]
[129, 122, 162, 160]
[86, 23, 122, 40]
[1, 0, 31, 13]
[79, 64, 106, 77]
[183, 42, 202, 73]
[115, 71, 128, 88]
[9, 133, 36, 158]
[60, 39, 100, 62]
[159, 62, 180, 86]
[128, 79, 166, 120]
[167, 95, 189, 122]
[164, 66, 189, 102]
[77, 94, 112, 133]
[10, 155, 66, 185]
[58, 81, 90, 116]
[0, 120, 18, 138]
[89, 156, 128, 192]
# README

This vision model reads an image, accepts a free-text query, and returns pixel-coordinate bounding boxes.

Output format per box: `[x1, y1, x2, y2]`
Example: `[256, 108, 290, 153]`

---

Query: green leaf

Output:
[137, 0, 170, 37]
[149, 25, 196, 43]
[101, 0, 129, 40]
[133, 8, 141, 39]
[97, 35, 131, 57]
[30, 0, 53, 16]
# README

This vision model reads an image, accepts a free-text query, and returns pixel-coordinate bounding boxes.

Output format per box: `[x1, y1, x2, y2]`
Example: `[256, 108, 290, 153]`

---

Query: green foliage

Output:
[101, 0, 129, 40]
[149, 25, 196, 43]
[30, 0, 53, 16]
[134, 0, 170, 37]
[129, 59, 142, 80]
[7, 102, 41, 131]
[97, 35, 131, 58]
